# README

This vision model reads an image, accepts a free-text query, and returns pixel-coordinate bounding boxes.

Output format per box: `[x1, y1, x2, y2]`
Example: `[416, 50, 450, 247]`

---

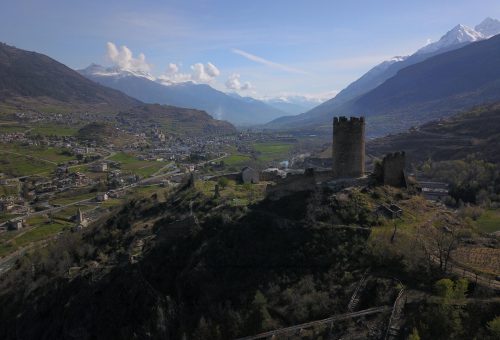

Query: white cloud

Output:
[205, 62, 220, 77]
[106, 42, 151, 73]
[190, 62, 220, 82]
[232, 48, 309, 75]
[165, 63, 178, 75]
[157, 62, 220, 84]
[225, 73, 252, 91]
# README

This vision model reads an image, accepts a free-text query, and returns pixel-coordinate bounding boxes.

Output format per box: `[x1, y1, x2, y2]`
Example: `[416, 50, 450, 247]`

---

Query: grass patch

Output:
[0, 153, 53, 177]
[0, 123, 28, 133]
[224, 154, 252, 167]
[15, 222, 70, 247]
[0, 144, 77, 177]
[30, 125, 79, 137]
[476, 209, 500, 233]
[0, 216, 72, 257]
[195, 180, 267, 206]
[49, 192, 96, 206]
[253, 142, 294, 163]
[110, 152, 168, 178]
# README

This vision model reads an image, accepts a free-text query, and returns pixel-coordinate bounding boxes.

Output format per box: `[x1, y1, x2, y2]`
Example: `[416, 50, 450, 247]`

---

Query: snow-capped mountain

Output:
[416, 24, 483, 55]
[82, 63, 155, 81]
[475, 17, 500, 38]
[79, 64, 286, 125]
[261, 95, 324, 115]
[266, 17, 500, 130]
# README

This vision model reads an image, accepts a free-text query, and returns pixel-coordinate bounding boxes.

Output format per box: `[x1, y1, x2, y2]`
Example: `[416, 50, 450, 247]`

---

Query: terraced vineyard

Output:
[452, 247, 500, 275]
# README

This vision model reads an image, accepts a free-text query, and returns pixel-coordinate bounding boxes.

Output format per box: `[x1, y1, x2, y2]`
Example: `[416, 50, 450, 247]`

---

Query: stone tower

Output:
[332, 116, 365, 178]
[382, 152, 406, 187]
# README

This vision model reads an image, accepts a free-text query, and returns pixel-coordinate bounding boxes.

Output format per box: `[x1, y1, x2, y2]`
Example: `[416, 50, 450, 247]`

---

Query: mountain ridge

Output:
[80, 64, 288, 125]
[266, 18, 500, 132]
[0, 42, 236, 135]
[0, 43, 141, 112]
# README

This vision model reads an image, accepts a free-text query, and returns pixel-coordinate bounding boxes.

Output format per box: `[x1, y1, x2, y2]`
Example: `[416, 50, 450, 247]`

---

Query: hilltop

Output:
[0, 43, 237, 136]
[0, 43, 140, 113]
[0, 177, 498, 339]
[368, 103, 500, 164]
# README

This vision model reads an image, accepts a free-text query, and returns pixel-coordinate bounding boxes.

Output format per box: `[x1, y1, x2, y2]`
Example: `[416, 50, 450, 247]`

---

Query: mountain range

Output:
[267, 18, 500, 135]
[79, 65, 288, 126]
[0, 43, 235, 135]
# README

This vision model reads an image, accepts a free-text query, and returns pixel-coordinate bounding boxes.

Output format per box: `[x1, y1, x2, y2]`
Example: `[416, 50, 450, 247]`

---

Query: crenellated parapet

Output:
[333, 116, 365, 127]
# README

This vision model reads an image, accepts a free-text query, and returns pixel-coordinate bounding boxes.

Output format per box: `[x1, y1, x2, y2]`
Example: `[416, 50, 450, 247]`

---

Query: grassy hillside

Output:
[0, 43, 140, 113]
[368, 103, 500, 164]
[0, 180, 498, 339]
[117, 104, 236, 135]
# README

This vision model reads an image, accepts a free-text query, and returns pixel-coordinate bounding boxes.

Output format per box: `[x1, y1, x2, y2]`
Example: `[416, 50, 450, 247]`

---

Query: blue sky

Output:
[1, 0, 500, 100]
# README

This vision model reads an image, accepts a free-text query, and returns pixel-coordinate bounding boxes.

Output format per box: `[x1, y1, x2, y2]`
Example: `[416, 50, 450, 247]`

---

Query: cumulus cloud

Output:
[106, 42, 151, 73]
[158, 62, 220, 84]
[225, 73, 252, 91]
[191, 62, 220, 82]
[104, 42, 220, 85]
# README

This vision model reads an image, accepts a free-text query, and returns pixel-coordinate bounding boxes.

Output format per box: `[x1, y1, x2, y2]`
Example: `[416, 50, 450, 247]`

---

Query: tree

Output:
[487, 316, 500, 338]
[247, 290, 273, 332]
[434, 278, 454, 299]
[452, 278, 468, 299]
[407, 327, 420, 340]
[434, 278, 468, 301]
[217, 177, 229, 189]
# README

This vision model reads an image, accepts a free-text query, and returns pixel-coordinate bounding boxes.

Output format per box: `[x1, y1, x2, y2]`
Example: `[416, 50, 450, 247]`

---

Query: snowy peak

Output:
[445, 24, 483, 43]
[475, 17, 500, 38]
[370, 56, 409, 73]
[79, 63, 155, 81]
[416, 24, 483, 55]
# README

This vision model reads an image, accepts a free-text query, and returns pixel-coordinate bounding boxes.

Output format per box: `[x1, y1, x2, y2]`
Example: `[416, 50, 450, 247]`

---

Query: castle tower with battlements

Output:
[332, 116, 365, 178]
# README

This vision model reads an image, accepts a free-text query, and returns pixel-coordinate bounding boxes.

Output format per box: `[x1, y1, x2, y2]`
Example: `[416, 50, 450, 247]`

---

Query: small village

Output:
[0, 113, 311, 264]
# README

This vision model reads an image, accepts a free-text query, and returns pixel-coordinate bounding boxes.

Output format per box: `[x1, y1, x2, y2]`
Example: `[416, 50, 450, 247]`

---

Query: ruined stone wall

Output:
[266, 168, 316, 200]
[382, 152, 406, 187]
[332, 116, 365, 178]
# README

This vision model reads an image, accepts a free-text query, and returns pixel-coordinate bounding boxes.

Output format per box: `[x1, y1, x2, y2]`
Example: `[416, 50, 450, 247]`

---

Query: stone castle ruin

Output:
[332, 116, 365, 179]
[382, 152, 407, 188]
[265, 115, 408, 199]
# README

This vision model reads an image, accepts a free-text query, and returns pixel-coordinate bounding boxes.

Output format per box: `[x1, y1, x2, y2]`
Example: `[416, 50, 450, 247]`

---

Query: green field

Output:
[476, 209, 500, 233]
[0, 124, 28, 133]
[253, 142, 294, 162]
[223, 154, 252, 167]
[0, 153, 54, 177]
[0, 144, 77, 177]
[0, 144, 76, 163]
[14, 221, 70, 247]
[110, 152, 168, 177]
[195, 179, 267, 206]
[30, 125, 79, 137]
[49, 192, 96, 206]
[0, 216, 71, 257]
